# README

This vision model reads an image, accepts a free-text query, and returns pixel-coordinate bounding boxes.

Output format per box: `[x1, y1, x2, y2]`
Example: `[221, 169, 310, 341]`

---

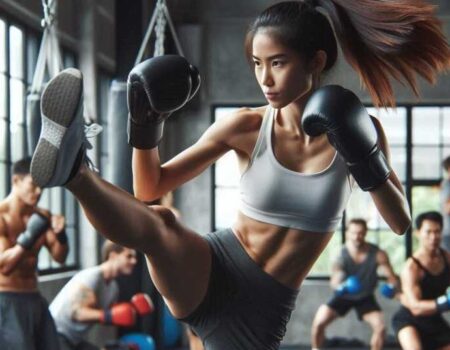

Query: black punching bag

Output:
[107, 80, 133, 193]
[26, 92, 42, 156]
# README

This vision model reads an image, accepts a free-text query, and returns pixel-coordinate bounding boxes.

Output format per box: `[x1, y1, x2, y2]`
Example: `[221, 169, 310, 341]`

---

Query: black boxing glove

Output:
[16, 213, 50, 250]
[302, 85, 391, 191]
[127, 55, 201, 149]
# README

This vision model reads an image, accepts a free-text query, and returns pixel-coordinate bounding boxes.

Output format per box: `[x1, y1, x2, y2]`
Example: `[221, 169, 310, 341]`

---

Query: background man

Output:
[0, 157, 69, 349]
[50, 240, 153, 350]
[311, 218, 398, 350]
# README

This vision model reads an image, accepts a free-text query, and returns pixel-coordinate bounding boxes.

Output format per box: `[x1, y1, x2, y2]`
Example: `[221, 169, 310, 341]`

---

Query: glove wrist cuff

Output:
[56, 229, 68, 245]
[102, 309, 112, 324]
[348, 148, 391, 191]
[16, 233, 33, 250]
[127, 116, 165, 149]
[436, 295, 449, 313]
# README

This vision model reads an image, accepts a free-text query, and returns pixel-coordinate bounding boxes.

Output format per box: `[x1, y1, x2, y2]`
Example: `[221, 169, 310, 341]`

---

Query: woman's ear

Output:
[311, 50, 327, 75]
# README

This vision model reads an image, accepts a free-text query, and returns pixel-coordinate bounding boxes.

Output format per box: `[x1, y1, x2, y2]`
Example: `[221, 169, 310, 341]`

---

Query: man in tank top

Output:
[311, 218, 399, 350]
[393, 211, 450, 350]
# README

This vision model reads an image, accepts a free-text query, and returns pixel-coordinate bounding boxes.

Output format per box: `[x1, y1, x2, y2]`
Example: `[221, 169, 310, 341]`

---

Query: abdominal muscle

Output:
[232, 212, 333, 289]
[0, 254, 39, 292]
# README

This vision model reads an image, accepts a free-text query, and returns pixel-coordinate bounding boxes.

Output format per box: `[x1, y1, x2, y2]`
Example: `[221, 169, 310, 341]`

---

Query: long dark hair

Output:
[245, 0, 450, 107]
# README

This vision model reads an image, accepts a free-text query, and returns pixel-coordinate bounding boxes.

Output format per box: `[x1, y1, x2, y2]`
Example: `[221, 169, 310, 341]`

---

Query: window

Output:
[410, 106, 450, 251]
[0, 19, 8, 200]
[212, 104, 450, 277]
[213, 107, 241, 230]
[0, 17, 79, 273]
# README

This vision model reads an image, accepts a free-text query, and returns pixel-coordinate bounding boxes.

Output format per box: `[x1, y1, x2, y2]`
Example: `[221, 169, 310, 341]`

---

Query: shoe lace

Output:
[83, 122, 103, 172]
[84, 123, 103, 142]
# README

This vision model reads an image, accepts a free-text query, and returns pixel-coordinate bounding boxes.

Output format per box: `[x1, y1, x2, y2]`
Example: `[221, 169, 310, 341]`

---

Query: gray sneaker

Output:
[31, 68, 101, 188]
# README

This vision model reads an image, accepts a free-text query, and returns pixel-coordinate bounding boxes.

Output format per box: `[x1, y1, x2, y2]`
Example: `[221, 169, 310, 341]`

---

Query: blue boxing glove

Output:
[336, 275, 362, 296]
[302, 85, 391, 191]
[436, 291, 450, 313]
[127, 55, 201, 149]
[16, 213, 50, 250]
[379, 283, 396, 299]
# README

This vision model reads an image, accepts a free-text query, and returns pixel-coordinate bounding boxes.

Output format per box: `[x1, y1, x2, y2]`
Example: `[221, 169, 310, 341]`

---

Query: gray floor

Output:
[172, 346, 401, 350]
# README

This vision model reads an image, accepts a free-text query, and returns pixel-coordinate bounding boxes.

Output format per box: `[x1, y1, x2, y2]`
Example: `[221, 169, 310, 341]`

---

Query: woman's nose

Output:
[262, 68, 274, 87]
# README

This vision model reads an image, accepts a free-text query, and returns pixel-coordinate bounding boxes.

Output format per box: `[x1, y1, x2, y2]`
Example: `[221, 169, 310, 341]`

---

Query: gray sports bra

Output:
[239, 106, 354, 232]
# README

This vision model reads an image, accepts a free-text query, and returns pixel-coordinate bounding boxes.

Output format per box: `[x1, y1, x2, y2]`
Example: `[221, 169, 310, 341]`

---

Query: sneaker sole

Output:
[31, 68, 83, 187]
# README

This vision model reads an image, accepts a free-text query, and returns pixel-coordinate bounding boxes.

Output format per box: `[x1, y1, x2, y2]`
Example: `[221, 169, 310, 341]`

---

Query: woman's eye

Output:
[253, 61, 261, 66]
[272, 61, 283, 67]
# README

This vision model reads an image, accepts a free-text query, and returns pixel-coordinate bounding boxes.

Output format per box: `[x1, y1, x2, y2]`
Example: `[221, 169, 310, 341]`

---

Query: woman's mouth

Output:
[264, 92, 279, 100]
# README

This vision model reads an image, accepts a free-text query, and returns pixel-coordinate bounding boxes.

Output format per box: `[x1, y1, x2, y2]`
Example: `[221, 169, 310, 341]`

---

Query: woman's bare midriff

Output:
[232, 212, 333, 289]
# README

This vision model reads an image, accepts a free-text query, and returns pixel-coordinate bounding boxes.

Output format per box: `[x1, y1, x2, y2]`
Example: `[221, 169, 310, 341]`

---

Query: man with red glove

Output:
[50, 240, 153, 350]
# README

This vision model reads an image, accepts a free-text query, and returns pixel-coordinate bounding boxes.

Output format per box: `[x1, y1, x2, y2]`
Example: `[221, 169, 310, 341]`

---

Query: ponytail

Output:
[319, 0, 450, 107]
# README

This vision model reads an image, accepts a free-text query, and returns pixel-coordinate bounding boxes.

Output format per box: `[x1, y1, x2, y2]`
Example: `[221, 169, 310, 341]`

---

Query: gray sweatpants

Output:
[57, 333, 99, 350]
[0, 291, 60, 350]
[179, 228, 298, 350]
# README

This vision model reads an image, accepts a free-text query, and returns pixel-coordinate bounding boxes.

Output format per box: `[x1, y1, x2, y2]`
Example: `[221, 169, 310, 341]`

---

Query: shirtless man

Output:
[0, 157, 69, 350]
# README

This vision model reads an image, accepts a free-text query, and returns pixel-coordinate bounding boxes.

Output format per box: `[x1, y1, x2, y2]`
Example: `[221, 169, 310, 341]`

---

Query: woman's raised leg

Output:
[31, 68, 211, 318]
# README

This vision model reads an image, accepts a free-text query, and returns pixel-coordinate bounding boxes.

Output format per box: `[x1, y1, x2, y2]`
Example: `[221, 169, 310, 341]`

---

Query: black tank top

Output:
[339, 243, 379, 300]
[411, 249, 450, 299]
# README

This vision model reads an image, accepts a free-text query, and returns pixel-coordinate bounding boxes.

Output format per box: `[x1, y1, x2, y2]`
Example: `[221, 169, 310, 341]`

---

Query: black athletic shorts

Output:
[179, 228, 299, 350]
[327, 294, 381, 320]
[0, 291, 60, 350]
[392, 306, 450, 350]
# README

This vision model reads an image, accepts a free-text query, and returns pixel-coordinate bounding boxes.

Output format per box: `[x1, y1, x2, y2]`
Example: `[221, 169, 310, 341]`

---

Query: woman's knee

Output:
[149, 205, 178, 228]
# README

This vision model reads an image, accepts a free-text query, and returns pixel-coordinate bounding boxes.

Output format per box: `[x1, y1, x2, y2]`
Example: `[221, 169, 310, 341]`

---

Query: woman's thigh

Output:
[144, 207, 212, 319]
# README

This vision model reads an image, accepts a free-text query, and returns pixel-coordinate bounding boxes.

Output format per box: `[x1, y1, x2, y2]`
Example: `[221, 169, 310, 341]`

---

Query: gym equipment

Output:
[108, 0, 185, 191]
[336, 275, 362, 296]
[120, 333, 156, 350]
[162, 304, 182, 347]
[27, 0, 63, 155]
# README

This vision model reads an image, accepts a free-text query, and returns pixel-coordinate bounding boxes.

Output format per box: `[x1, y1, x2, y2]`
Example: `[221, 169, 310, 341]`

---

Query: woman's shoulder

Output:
[216, 106, 266, 134]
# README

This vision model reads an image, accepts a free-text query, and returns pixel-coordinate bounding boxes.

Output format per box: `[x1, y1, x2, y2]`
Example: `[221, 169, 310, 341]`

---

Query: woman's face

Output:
[252, 30, 314, 109]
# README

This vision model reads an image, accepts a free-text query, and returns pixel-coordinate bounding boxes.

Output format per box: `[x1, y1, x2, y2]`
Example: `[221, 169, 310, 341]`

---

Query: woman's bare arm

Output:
[369, 117, 411, 235]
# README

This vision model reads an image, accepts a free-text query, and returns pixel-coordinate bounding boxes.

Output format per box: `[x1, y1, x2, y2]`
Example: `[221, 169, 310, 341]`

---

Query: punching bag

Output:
[107, 80, 133, 193]
[26, 92, 42, 155]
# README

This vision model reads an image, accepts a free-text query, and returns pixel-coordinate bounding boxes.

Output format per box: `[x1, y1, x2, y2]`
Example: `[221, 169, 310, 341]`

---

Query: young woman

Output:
[30, 1, 449, 349]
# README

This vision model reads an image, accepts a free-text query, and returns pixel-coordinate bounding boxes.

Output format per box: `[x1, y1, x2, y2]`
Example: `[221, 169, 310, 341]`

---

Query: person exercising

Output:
[49, 240, 153, 350]
[311, 218, 398, 350]
[0, 157, 68, 350]
[393, 211, 450, 350]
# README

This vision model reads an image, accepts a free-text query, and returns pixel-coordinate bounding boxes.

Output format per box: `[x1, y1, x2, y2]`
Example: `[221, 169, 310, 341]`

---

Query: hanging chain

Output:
[154, 0, 167, 57]
[41, 0, 56, 28]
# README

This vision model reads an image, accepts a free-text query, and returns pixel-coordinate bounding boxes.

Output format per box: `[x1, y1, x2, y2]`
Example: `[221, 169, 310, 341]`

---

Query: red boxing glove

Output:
[101, 302, 136, 327]
[131, 293, 154, 315]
